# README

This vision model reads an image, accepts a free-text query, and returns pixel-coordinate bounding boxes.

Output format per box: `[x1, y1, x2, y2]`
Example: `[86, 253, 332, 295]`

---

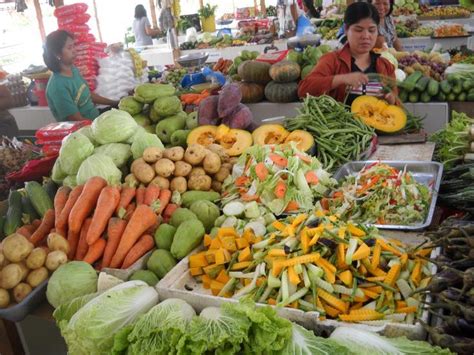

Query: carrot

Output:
[296, 153, 312, 164]
[123, 203, 136, 222]
[162, 203, 178, 223]
[116, 185, 136, 215]
[109, 205, 158, 268]
[83, 238, 106, 265]
[320, 198, 330, 210]
[67, 229, 80, 260]
[32, 219, 42, 230]
[241, 194, 259, 202]
[305, 171, 319, 185]
[68, 177, 107, 234]
[136, 185, 146, 205]
[235, 176, 249, 187]
[54, 186, 71, 225]
[285, 201, 299, 212]
[16, 225, 33, 238]
[75, 218, 92, 261]
[255, 162, 268, 181]
[102, 217, 127, 268]
[30, 209, 55, 246]
[144, 184, 161, 206]
[55, 185, 84, 237]
[121, 234, 155, 269]
[156, 189, 172, 215]
[274, 180, 287, 199]
[86, 185, 121, 245]
[269, 153, 288, 168]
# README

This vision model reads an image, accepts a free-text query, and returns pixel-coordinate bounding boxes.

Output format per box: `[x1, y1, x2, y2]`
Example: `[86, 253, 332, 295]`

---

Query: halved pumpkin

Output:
[252, 124, 289, 145]
[187, 125, 218, 146]
[284, 130, 315, 152]
[351, 95, 407, 133]
[220, 129, 253, 156]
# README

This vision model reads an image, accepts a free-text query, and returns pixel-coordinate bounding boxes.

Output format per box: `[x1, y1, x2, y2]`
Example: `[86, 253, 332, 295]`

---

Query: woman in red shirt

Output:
[298, 2, 397, 105]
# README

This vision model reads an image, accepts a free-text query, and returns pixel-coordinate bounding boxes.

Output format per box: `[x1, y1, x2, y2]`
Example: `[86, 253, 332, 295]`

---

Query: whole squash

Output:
[264, 81, 299, 103]
[237, 61, 271, 85]
[269, 60, 301, 83]
[237, 82, 265, 103]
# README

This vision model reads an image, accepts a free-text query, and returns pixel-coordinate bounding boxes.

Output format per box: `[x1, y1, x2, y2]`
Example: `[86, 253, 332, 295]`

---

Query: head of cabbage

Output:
[76, 126, 98, 146]
[77, 154, 122, 185]
[94, 143, 131, 168]
[119, 96, 144, 116]
[131, 131, 164, 159]
[51, 159, 67, 184]
[59, 132, 95, 175]
[91, 109, 138, 145]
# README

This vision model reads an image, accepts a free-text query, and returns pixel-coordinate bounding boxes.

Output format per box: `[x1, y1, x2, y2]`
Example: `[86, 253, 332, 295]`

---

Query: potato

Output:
[170, 177, 187, 194]
[0, 251, 7, 268]
[228, 157, 239, 165]
[188, 175, 212, 191]
[3, 233, 34, 263]
[203, 151, 222, 174]
[184, 144, 207, 166]
[13, 283, 32, 303]
[163, 147, 184, 162]
[189, 167, 206, 178]
[214, 167, 230, 182]
[207, 144, 229, 162]
[25, 248, 47, 270]
[131, 158, 146, 172]
[0, 288, 9, 308]
[174, 161, 192, 177]
[150, 176, 170, 189]
[211, 181, 222, 192]
[47, 233, 70, 254]
[27, 267, 48, 288]
[143, 146, 163, 163]
[14, 262, 29, 281]
[221, 162, 233, 172]
[45, 251, 68, 272]
[154, 158, 175, 178]
[124, 174, 139, 187]
[1, 264, 23, 289]
[133, 163, 156, 184]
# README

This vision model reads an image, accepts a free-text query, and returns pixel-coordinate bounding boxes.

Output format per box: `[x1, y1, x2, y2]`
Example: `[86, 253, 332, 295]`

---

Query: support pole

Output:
[149, 0, 158, 28]
[199, 0, 204, 9]
[260, 0, 266, 17]
[33, 0, 46, 41]
[92, 0, 103, 42]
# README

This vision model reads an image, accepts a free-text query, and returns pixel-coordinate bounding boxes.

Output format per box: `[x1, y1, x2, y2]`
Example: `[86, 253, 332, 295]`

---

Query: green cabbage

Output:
[46, 261, 98, 309]
[134, 83, 175, 103]
[94, 143, 131, 167]
[127, 126, 146, 144]
[58, 132, 94, 175]
[77, 154, 122, 185]
[51, 159, 67, 184]
[91, 109, 138, 145]
[132, 113, 151, 127]
[63, 175, 77, 188]
[76, 126, 98, 146]
[119, 96, 144, 116]
[60, 281, 158, 355]
[153, 96, 182, 117]
[131, 132, 164, 159]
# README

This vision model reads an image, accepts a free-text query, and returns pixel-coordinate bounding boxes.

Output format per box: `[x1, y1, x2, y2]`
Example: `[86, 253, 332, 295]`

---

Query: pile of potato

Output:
[127, 143, 236, 193]
[0, 233, 69, 308]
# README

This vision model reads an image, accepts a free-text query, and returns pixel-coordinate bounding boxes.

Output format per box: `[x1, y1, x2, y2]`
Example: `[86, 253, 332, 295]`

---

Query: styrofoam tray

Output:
[102, 250, 154, 281]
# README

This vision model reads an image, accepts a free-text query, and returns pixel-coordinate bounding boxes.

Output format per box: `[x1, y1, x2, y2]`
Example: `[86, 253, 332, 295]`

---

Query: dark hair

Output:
[387, 0, 394, 16]
[344, 2, 380, 28]
[303, 0, 319, 18]
[43, 30, 73, 73]
[135, 4, 147, 19]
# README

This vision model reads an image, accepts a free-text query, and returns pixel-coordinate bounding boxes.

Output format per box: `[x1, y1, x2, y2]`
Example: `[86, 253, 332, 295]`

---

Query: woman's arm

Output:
[65, 112, 89, 121]
[145, 26, 161, 37]
[393, 37, 403, 51]
[91, 92, 118, 107]
[298, 55, 337, 98]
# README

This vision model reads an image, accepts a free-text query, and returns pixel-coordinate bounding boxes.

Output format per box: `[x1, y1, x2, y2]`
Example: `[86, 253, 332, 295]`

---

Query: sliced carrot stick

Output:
[68, 177, 107, 234]
[136, 185, 146, 205]
[121, 234, 155, 269]
[285, 201, 299, 212]
[75, 218, 92, 261]
[144, 184, 161, 206]
[30, 209, 55, 246]
[274, 180, 287, 199]
[83, 238, 106, 265]
[54, 186, 71, 226]
[305, 171, 319, 185]
[116, 185, 136, 215]
[102, 218, 128, 268]
[269, 153, 288, 168]
[255, 162, 268, 181]
[156, 189, 172, 216]
[86, 185, 121, 245]
[55, 185, 84, 237]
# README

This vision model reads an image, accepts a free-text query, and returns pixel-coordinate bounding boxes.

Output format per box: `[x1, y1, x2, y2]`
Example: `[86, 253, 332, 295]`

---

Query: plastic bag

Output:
[35, 121, 91, 141]
[54, 3, 88, 18]
[57, 13, 90, 26]
[6, 155, 58, 183]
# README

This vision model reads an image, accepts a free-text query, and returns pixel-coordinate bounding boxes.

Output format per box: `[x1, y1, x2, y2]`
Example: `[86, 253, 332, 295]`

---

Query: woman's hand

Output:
[384, 92, 396, 105]
[343, 72, 369, 88]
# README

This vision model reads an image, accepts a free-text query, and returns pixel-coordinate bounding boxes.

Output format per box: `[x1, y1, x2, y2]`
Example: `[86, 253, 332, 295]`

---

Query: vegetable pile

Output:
[325, 162, 432, 226]
[439, 163, 474, 214]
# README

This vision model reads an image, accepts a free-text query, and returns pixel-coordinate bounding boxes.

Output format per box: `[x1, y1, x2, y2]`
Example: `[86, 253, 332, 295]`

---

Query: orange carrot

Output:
[102, 217, 128, 268]
[285, 201, 299, 212]
[109, 204, 158, 268]
[68, 177, 107, 234]
[116, 185, 136, 215]
[67, 229, 80, 260]
[235, 176, 250, 187]
[54, 186, 71, 225]
[86, 185, 121, 245]
[144, 184, 161, 206]
[162, 203, 178, 223]
[296, 153, 312, 164]
[320, 198, 330, 210]
[16, 225, 33, 239]
[121, 234, 155, 269]
[241, 194, 259, 202]
[136, 185, 146, 205]
[32, 219, 42, 230]
[56, 185, 84, 237]
[156, 189, 172, 215]
[255, 162, 268, 181]
[274, 180, 287, 199]
[83, 238, 106, 265]
[30, 209, 55, 246]
[305, 171, 319, 185]
[75, 218, 92, 261]
[123, 203, 136, 222]
[269, 153, 288, 168]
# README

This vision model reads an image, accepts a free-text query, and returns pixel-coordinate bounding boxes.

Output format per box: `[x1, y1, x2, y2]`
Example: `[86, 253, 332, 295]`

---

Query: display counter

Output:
[399, 35, 473, 51]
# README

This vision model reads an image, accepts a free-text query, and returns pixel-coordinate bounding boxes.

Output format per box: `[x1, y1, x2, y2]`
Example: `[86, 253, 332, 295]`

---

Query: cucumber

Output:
[403, 71, 423, 92]
[427, 79, 439, 96]
[43, 179, 58, 201]
[420, 92, 431, 103]
[452, 85, 462, 95]
[398, 90, 408, 102]
[4, 190, 22, 236]
[415, 76, 430, 92]
[21, 194, 40, 224]
[457, 92, 466, 102]
[25, 181, 53, 218]
[437, 92, 446, 102]
[447, 93, 456, 102]
[408, 92, 419, 103]
[440, 80, 452, 94]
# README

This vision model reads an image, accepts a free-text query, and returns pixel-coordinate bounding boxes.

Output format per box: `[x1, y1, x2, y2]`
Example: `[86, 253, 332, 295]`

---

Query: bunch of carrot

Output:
[180, 90, 211, 105]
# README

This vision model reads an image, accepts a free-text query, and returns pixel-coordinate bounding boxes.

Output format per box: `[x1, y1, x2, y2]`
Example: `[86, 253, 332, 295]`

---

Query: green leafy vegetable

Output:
[130, 131, 164, 159]
[94, 143, 131, 168]
[58, 132, 95, 175]
[91, 109, 138, 145]
[76, 154, 122, 186]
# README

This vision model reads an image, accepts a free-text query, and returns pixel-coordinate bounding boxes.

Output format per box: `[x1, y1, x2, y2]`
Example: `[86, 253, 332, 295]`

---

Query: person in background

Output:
[373, 0, 403, 50]
[43, 30, 118, 122]
[302, 0, 322, 18]
[133, 4, 160, 47]
[0, 84, 20, 138]
[298, 2, 397, 105]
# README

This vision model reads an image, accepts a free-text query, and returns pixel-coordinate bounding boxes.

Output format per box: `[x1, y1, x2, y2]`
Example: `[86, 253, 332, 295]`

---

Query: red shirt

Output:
[298, 44, 396, 103]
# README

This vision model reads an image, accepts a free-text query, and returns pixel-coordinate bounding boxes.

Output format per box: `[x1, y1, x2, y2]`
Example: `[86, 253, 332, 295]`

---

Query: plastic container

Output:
[0, 280, 48, 322]
[35, 121, 91, 142]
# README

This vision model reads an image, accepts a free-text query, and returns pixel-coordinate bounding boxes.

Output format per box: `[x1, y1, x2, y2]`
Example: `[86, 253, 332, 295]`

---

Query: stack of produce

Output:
[393, 0, 420, 16]
[212, 58, 233, 75]
[264, 61, 301, 103]
[287, 45, 332, 80]
[429, 111, 474, 167]
[285, 95, 375, 170]
[221, 144, 336, 215]
[235, 60, 269, 104]
[420, 5, 471, 18]
[317, 18, 343, 40]
[190, 212, 434, 324]
[228, 50, 261, 78]
[393, 50, 447, 80]
[433, 24, 468, 38]
[162, 66, 187, 87]
[324, 162, 432, 226]
[439, 163, 474, 213]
